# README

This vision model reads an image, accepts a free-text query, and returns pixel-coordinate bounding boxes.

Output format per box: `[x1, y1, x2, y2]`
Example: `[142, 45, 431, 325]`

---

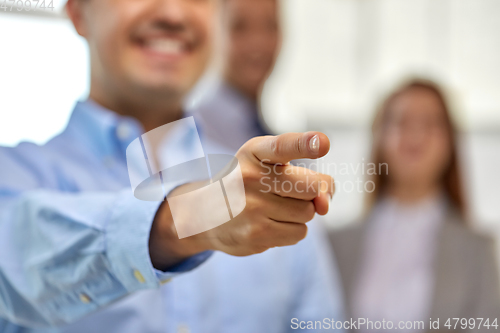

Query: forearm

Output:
[0, 190, 210, 328]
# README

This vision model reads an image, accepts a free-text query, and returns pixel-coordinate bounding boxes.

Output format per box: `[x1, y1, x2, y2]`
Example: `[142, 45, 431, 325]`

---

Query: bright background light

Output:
[0, 11, 89, 147]
[263, 0, 500, 133]
[1, 1, 499, 236]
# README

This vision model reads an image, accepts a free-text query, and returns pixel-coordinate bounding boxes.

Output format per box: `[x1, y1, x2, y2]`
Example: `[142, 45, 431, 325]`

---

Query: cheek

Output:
[428, 136, 452, 169]
[194, 5, 215, 46]
[380, 134, 400, 165]
[384, 130, 401, 154]
[229, 38, 248, 59]
[227, 45, 250, 76]
[266, 35, 280, 56]
[90, 6, 132, 68]
[97, 24, 123, 56]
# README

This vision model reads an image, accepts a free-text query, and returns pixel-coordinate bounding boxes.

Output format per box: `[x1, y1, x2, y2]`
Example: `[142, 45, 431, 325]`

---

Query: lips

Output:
[131, 32, 196, 63]
[143, 37, 186, 56]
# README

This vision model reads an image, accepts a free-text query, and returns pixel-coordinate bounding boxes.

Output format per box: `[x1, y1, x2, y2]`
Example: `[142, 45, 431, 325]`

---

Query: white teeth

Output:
[146, 38, 184, 55]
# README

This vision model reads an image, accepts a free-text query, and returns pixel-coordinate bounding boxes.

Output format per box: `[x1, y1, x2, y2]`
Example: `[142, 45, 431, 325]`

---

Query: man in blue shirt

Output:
[0, 0, 344, 332]
[190, 0, 280, 150]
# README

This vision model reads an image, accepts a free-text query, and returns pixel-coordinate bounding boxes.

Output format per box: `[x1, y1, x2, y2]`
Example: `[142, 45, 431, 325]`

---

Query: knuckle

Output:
[271, 136, 281, 157]
[321, 174, 334, 193]
[291, 225, 308, 244]
[304, 183, 319, 199]
[297, 225, 308, 240]
[252, 245, 270, 255]
[244, 136, 260, 148]
[303, 202, 316, 220]
[294, 136, 304, 155]
[324, 174, 334, 185]
[241, 166, 260, 184]
[247, 194, 264, 211]
[247, 220, 271, 241]
[225, 231, 240, 248]
[291, 201, 315, 222]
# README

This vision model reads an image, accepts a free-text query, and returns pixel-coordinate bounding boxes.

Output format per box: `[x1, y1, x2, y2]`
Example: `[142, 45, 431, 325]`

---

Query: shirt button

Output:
[133, 269, 146, 283]
[116, 123, 131, 141]
[177, 324, 190, 333]
[79, 293, 91, 304]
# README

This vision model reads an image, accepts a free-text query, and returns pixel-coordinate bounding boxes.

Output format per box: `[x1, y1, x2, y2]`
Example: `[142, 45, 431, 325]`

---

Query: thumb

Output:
[248, 132, 330, 165]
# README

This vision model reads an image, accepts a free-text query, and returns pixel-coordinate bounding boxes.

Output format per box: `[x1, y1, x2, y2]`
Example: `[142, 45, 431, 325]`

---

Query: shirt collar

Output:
[68, 99, 145, 160]
[218, 81, 272, 136]
[218, 81, 257, 116]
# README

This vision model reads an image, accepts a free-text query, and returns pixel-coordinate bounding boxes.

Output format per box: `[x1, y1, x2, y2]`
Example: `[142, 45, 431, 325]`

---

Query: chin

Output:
[132, 74, 192, 94]
[247, 71, 268, 84]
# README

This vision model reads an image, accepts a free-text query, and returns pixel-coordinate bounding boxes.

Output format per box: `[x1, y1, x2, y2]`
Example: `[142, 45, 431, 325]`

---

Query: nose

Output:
[153, 0, 188, 27]
[402, 123, 429, 147]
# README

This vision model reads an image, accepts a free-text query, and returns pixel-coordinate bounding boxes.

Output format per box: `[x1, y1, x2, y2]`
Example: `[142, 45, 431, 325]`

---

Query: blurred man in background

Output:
[186, 0, 346, 330]
[0, 0, 343, 332]
[190, 0, 280, 151]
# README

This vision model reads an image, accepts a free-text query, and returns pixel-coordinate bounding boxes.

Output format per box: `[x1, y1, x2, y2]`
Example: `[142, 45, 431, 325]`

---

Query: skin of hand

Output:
[149, 132, 334, 270]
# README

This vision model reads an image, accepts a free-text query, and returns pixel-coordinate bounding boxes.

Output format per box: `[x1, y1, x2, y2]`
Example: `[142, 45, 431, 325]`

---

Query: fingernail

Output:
[309, 135, 320, 153]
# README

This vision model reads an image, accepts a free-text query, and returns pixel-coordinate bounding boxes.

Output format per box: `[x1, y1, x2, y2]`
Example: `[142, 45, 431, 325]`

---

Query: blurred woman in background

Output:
[330, 79, 500, 332]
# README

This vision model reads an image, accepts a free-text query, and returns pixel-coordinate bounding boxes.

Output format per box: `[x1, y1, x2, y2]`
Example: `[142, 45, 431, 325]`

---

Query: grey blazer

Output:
[329, 211, 500, 332]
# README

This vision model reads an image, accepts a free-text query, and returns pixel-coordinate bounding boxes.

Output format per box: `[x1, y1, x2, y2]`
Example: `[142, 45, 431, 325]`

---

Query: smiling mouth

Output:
[136, 36, 193, 59]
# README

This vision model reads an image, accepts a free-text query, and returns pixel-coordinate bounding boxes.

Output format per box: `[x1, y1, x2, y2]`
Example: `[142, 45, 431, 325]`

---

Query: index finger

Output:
[250, 132, 330, 165]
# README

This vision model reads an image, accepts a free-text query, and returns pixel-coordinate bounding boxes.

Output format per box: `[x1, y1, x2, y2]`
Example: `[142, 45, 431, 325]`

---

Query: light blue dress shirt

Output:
[0, 99, 344, 332]
[189, 79, 271, 153]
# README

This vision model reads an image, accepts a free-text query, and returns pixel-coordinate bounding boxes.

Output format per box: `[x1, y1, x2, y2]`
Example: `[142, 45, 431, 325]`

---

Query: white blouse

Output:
[352, 195, 447, 332]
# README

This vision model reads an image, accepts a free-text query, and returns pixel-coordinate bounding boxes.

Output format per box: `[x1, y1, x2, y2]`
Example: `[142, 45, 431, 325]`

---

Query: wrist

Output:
[149, 201, 213, 270]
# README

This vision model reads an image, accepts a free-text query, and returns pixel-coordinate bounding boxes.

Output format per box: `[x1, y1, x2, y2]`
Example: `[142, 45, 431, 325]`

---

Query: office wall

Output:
[0, 12, 88, 146]
[263, 0, 500, 133]
[1, 0, 499, 237]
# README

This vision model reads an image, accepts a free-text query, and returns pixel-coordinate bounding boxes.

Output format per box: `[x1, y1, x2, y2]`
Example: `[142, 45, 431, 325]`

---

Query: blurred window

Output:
[0, 11, 89, 147]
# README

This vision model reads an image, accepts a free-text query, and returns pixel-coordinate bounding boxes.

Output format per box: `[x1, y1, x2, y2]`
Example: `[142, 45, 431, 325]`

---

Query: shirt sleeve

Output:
[0, 147, 212, 328]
